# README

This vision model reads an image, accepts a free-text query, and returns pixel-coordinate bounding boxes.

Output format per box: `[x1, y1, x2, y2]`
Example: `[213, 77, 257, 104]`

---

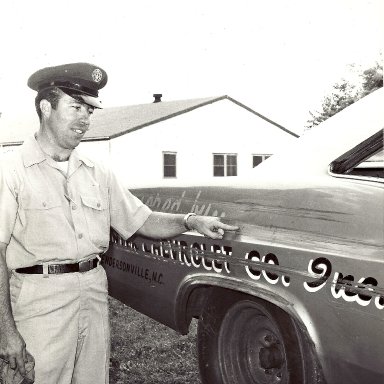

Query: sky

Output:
[0, 0, 382, 135]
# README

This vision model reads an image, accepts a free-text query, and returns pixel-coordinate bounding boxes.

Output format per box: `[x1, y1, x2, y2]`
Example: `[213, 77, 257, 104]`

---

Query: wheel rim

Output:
[218, 301, 289, 384]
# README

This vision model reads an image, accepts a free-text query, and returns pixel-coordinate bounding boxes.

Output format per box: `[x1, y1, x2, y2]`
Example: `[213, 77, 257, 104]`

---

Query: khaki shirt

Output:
[0, 136, 152, 270]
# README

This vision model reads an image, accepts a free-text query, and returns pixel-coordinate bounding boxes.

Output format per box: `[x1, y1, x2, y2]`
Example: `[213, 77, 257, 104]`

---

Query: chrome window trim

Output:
[329, 129, 383, 184]
[328, 167, 384, 184]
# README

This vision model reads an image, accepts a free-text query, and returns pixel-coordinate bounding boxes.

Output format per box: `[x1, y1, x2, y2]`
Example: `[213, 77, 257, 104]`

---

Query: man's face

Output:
[45, 93, 95, 150]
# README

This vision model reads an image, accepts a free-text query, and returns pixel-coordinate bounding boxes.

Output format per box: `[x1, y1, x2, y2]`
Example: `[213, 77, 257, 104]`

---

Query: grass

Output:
[109, 297, 202, 384]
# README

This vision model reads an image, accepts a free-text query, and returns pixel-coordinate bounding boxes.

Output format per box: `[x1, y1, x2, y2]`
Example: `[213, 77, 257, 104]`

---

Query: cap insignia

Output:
[92, 68, 103, 83]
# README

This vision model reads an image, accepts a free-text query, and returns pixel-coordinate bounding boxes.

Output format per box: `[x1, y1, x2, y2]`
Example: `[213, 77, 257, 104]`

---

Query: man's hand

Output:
[187, 215, 239, 239]
[137, 212, 239, 240]
[0, 327, 28, 377]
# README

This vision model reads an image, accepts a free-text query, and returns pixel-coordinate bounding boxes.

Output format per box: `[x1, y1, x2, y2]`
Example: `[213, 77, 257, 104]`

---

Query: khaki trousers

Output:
[10, 265, 110, 384]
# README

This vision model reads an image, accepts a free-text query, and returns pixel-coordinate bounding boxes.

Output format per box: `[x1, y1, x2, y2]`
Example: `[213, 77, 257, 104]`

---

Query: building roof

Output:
[85, 95, 298, 140]
[0, 95, 298, 145]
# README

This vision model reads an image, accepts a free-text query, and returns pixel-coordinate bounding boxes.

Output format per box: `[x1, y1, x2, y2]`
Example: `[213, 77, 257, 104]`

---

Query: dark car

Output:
[104, 88, 384, 384]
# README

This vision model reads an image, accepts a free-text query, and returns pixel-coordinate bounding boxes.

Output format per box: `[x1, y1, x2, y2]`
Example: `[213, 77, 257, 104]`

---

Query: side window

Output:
[330, 130, 383, 180]
[213, 154, 224, 176]
[227, 154, 237, 176]
[213, 154, 237, 177]
[163, 152, 176, 178]
[349, 149, 384, 178]
[252, 154, 271, 167]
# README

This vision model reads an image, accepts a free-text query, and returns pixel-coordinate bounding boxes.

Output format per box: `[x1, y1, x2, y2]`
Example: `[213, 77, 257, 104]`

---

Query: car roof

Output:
[248, 88, 384, 182]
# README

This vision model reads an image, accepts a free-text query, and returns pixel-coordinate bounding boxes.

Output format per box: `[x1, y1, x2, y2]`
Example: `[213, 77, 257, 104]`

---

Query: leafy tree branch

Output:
[306, 58, 383, 130]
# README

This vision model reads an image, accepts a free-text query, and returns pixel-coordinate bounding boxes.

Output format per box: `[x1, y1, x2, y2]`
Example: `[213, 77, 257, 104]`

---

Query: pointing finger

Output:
[217, 223, 239, 231]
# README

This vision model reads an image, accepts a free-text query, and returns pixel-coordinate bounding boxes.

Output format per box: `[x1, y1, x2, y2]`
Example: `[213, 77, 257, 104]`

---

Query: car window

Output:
[330, 129, 384, 181]
[349, 148, 384, 178]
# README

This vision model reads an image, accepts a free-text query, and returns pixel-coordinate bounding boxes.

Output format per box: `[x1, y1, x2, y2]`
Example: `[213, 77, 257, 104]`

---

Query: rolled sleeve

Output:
[108, 171, 152, 240]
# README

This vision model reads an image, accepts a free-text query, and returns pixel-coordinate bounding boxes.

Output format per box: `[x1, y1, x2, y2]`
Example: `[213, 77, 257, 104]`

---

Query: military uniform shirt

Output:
[0, 135, 152, 270]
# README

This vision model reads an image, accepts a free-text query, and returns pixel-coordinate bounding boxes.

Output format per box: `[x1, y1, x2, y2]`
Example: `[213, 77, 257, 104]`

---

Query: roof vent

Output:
[153, 94, 162, 103]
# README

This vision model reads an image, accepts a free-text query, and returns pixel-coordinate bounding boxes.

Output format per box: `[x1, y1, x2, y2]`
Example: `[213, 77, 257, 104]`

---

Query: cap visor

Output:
[80, 94, 103, 109]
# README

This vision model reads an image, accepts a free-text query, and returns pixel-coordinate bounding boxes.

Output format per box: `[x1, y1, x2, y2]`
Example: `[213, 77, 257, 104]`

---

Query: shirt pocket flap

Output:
[81, 195, 106, 210]
[21, 195, 61, 210]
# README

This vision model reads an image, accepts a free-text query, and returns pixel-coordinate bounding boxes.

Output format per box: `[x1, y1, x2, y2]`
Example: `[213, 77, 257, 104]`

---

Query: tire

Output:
[197, 289, 306, 384]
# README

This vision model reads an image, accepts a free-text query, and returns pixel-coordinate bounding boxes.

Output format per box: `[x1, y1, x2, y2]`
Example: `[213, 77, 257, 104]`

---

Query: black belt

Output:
[15, 257, 99, 274]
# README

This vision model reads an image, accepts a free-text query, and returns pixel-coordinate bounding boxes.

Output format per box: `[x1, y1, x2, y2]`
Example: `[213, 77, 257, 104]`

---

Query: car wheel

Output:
[197, 289, 305, 384]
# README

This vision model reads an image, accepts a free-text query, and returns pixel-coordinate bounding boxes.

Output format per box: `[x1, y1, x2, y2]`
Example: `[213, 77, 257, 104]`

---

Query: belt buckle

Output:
[78, 259, 91, 273]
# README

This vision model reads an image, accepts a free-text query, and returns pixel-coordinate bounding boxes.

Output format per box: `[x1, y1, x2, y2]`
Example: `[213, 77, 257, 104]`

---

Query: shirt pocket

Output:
[19, 195, 64, 254]
[80, 188, 110, 248]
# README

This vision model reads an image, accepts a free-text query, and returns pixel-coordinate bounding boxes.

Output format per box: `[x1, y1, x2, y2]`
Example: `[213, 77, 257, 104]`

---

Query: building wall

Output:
[0, 100, 296, 188]
[107, 99, 295, 187]
[79, 140, 110, 164]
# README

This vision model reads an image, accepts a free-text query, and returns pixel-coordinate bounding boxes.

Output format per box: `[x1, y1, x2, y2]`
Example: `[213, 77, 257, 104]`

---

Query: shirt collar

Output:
[70, 148, 95, 168]
[21, 135, 94, 168]
[21, 135, 46, 167]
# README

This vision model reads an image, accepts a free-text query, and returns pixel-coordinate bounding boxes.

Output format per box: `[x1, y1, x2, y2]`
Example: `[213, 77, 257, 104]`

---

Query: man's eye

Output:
[73, 105, 81, 111]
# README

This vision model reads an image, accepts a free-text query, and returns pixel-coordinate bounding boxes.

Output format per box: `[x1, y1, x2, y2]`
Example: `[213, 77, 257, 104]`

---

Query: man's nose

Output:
[83, 106, 93, 118]
[79, 106, 92, 120]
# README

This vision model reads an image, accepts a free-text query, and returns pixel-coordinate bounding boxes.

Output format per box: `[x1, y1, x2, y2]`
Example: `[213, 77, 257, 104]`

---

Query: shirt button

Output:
[97, 202, 101, 208]
[72, 204, 77, 210]
[78, 233, 83, 239]
[42, 202, 47, 207]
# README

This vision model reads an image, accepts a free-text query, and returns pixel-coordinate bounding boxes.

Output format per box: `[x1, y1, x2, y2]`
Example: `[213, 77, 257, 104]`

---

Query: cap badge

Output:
[92, 68, 103, 83]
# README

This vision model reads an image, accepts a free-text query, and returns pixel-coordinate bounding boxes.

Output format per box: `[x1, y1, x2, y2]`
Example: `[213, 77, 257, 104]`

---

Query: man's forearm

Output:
[0, 247, 17, 331]
[0, 243, 28, 376]
[136, 211, 239, 240]
[136, 212, 187, 239]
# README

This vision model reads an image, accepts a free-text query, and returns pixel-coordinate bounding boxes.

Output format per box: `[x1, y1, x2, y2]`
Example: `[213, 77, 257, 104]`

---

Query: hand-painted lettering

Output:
[109, 232, 382, 311]
[140, 190, 227, 217]
[304, 257, 332, 293]
[303, 257, 382, 310]
[262, 253, 279, 284]
[211, 244, 231, 273]
[245, 251, 290, 287]
[138, 238, 232, 275]
[331, 274, 381, 307]
[245, 250, 261, 280]
[101, 255, 163, 285]
[190, 242, 203, 268]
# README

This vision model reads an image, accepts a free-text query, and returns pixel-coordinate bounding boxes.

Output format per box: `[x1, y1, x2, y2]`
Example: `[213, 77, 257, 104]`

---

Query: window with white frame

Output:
[252, 154, 271, 168]
[213, 154, 237, 176]
[163, 152, 177, 178]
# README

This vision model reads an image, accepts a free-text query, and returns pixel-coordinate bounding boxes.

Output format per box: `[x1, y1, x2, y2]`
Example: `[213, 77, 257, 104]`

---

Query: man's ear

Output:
[40, 99, 51, 118]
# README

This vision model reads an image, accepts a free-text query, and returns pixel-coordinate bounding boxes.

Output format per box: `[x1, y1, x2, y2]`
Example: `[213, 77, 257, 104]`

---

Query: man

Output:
[0, 63, 238, 383]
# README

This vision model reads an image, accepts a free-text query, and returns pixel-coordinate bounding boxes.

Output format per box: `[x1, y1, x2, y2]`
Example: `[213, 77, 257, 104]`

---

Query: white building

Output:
[0, 95, 298, 187]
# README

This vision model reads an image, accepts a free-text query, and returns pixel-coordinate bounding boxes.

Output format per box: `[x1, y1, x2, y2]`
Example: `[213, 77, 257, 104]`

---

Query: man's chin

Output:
[64, 139, 82, 150]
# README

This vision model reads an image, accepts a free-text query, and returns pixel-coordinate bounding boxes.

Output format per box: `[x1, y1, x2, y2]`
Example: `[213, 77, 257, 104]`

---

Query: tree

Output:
[306, 60, 383, 130]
